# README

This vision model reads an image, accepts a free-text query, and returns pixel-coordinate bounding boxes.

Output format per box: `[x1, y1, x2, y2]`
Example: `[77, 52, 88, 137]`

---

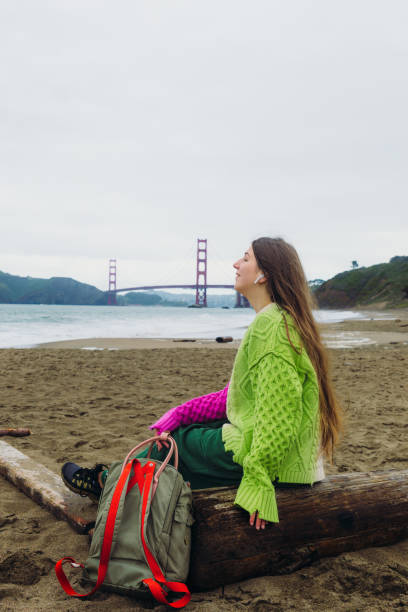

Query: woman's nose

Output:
[233, 260, 239, 270]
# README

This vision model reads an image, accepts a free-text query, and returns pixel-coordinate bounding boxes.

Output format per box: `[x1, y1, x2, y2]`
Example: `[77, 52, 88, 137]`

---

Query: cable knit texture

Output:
[222, 303, 320, 523]
[150, 385, 229, 434]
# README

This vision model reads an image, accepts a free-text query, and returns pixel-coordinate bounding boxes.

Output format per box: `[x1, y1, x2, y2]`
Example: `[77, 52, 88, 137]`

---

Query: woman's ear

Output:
[253, 273, 266, 285]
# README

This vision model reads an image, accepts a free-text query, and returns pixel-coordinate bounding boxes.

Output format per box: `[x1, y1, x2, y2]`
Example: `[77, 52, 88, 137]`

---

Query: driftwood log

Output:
[1, 441, 407, 589]
[189, 470, 408, 589]
[0, 441, 95, 533]
[0, 428, 31, 437]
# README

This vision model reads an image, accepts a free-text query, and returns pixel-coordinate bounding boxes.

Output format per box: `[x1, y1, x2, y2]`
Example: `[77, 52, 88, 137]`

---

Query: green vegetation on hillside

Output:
[314, 256, 408, 309]
[0, 271, 187, 306]
[0, 271, 105, 305]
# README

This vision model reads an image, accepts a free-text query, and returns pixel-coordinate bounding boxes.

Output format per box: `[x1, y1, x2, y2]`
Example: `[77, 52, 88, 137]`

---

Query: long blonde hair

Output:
[252, 237, 342, 459]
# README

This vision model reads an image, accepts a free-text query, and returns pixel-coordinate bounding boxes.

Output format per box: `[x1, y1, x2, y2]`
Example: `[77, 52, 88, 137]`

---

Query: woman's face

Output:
[233, 245, 263, 294]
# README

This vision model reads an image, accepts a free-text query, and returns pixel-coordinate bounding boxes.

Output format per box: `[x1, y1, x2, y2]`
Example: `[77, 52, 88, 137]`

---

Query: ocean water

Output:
[0, 304, 370, 349]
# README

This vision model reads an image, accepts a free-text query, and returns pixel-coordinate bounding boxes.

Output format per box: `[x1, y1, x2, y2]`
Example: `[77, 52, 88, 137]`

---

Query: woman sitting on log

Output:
[62, 237, 342, 530]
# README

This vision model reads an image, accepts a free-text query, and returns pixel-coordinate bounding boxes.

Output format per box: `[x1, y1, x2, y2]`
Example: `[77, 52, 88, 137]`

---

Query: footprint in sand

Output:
[0, 551, 52, 585]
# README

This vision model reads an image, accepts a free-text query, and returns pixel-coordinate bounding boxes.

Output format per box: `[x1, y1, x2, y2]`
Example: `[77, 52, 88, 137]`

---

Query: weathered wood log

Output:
[0, 441, 95, 533]
[0, 428, 31, 437]
[189, 470, 408, 589]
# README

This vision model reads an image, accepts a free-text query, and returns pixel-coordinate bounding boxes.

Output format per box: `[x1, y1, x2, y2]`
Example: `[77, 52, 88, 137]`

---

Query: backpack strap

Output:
[136, 461, 191, 608]
[121, 435, 179, 499]
[55, 457, 137, 598]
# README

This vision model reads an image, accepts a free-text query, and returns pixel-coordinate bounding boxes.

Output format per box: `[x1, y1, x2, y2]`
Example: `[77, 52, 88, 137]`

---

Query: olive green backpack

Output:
[55, 436, 193, 608]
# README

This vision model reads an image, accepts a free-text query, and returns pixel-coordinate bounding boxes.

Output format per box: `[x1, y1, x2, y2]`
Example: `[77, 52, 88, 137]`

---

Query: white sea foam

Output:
[0, 304, 370, 349]
[321, 332, 374, 349]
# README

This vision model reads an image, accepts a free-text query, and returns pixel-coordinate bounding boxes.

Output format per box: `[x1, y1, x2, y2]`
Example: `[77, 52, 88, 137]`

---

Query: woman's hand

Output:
[155, 429, 171, 451]
[249, 511, 267, 530]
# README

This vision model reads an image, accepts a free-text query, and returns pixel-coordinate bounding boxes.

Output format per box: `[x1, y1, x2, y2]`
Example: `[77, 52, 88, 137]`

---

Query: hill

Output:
[314, 256, 408, 309]
[0, 271, 188, 306]
[0, 271, 106, 305]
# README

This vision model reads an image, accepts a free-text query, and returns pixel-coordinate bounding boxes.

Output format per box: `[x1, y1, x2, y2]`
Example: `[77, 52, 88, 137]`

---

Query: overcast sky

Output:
[1, 1, 407, 292]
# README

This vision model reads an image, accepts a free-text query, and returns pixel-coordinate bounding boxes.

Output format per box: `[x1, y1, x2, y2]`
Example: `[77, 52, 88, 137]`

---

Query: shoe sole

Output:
[61, 469, 100, 503]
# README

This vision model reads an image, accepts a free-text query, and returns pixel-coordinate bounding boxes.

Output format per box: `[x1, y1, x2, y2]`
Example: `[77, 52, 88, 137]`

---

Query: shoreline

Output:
[33, 337, 242, 350]
[29, 311, 408, 350]
[1, 307, 407, 351]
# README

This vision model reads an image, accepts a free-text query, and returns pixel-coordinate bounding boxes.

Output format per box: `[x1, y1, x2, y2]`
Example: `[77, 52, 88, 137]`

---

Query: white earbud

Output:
[254, 273, 265, 285]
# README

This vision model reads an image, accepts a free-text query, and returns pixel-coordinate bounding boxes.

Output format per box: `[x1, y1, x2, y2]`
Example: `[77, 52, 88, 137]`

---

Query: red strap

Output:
[55, 459, 135, 597]
[55, 557, 88, 597]
[127, 460, 145, 495]
[143, 578, 191, 608]
[137, 462, 191, 608]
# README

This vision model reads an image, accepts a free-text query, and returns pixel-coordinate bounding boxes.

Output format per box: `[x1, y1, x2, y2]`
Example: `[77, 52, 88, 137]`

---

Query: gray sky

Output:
[1, 1, 407, 292]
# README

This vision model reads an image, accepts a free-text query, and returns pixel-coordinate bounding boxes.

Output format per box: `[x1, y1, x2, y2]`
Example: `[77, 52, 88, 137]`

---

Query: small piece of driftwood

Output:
[189, 470, 408, 589]
[0, 428, 31, 437]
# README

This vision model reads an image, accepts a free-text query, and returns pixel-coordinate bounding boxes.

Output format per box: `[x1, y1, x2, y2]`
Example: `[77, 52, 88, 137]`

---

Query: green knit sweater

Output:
[222, 303, 320, 523]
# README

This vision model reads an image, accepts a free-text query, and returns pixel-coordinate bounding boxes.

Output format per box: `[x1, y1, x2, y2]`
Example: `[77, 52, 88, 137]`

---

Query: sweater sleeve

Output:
[149, 384, 229, 434]
[234, 355, 302, 523]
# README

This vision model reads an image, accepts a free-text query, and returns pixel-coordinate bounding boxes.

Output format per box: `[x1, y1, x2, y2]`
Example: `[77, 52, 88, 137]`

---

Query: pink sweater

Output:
[149, 384, 229, 434]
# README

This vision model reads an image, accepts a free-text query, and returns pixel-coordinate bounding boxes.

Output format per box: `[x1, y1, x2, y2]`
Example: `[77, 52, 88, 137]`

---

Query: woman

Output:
[62, 237, 342, 530]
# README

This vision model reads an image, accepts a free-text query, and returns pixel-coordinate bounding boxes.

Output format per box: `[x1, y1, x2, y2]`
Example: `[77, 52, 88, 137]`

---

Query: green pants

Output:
[109, 420, 243, 490]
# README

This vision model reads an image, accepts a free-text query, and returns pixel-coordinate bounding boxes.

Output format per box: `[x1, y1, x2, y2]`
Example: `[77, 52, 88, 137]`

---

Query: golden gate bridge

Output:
[107, 238, 250, 308]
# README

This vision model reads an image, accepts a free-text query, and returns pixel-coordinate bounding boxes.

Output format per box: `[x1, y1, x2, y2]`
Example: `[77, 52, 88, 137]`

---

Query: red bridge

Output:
[107, 239, 249, 308]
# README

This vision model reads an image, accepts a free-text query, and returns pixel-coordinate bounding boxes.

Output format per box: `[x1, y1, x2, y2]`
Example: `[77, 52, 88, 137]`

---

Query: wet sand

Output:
[1, 313, 408, 610]
[37, 337, 242, 350]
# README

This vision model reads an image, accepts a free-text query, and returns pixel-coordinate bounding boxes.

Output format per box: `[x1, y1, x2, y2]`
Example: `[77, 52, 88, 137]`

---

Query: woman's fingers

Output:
[156, 440, 170, 450]
[155, 430, 171, 452]
[256, 515, 266, 530]
[159, 431, 171, 449]
[249, 511, 267, 530]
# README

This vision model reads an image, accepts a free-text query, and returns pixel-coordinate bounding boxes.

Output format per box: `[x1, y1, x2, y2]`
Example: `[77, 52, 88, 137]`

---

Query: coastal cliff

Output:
[314, 256, 408, 309]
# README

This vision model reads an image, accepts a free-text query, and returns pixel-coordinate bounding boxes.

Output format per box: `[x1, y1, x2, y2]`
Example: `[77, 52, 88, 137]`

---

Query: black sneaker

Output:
[61, 462, 107, 502]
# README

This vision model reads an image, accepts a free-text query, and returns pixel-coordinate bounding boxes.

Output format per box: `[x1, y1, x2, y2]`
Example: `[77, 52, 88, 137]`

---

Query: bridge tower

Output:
[195, 238, 207, 307]
[108, 259, 117, 305]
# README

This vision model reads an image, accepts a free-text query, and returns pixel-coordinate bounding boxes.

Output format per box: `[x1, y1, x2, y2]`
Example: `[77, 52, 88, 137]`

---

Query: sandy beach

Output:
[1, 312, 408, 611]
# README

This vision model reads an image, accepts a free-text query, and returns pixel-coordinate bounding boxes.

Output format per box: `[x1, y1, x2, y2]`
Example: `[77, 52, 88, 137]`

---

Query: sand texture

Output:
[1, 316, 408, 610]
